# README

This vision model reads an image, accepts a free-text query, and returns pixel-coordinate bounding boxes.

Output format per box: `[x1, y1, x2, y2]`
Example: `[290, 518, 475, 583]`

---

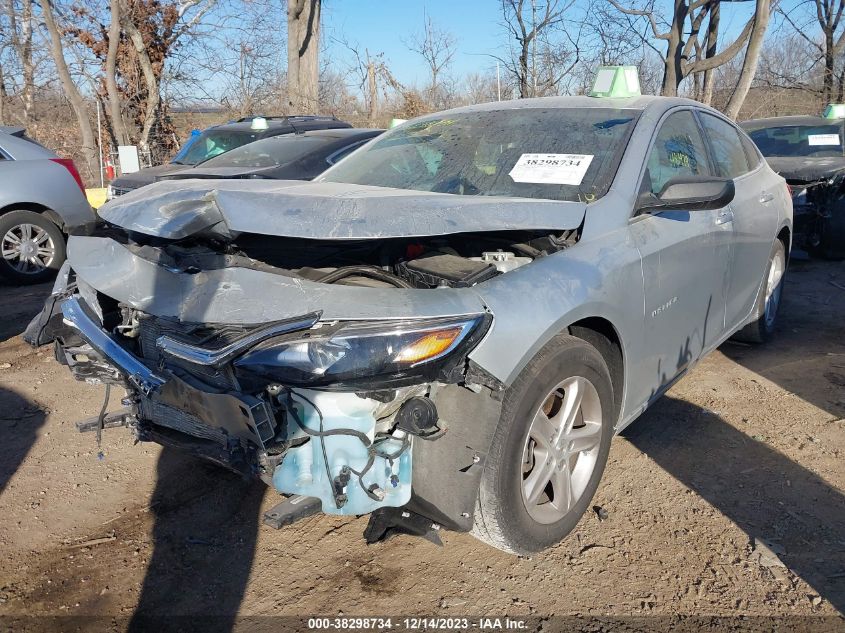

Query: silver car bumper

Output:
[60, 295, 166, 395]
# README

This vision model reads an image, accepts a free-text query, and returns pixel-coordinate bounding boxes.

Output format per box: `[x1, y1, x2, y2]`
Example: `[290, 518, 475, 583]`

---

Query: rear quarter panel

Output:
[0, 159, 95, 229]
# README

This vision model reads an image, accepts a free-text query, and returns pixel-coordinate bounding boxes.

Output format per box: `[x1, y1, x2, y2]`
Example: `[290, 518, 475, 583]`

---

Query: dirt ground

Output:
[0, 256, 843, 630]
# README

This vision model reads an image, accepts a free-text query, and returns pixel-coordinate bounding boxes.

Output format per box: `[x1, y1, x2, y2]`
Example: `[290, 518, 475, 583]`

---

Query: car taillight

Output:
[50, 158, 85, 193]
[785, 182, 793, 198]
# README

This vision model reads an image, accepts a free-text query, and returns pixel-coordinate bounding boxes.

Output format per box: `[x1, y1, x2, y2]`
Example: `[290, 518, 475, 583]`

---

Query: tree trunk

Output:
[38, 0, 98, 180]
[287, 0, 321, 113]
[519, 44, 531, 97]
[725, 0, 771, 119]
[121, 6, 160, 160]
[18, 0, 35, 131]
[702, 1, 720, 105]
[105, 0, 129, 146]
[0, 58, 6, 125]
[661, 0, 688, 96]
[823, 31, 835, 103]
[366, 55, 378, 125]
[837, 63, 845, 101]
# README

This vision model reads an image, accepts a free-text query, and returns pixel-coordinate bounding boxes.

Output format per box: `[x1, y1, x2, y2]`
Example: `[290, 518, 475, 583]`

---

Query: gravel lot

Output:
[0, 256, 843, 629]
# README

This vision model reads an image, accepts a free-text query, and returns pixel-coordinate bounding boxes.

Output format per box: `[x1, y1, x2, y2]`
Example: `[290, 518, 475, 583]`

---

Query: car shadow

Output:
[127, 448, 266, 632]
[721, 257, 845, 419]
[0, 385, 47, 494]
[623, 395, 845, 613]
[0, 280, 54, 343]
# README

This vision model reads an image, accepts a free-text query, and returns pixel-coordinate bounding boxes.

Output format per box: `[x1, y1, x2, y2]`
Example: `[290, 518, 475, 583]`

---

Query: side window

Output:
[700, 113, 750, 178]
[739, 132, 761, 170]
[644, 110, 712, 195]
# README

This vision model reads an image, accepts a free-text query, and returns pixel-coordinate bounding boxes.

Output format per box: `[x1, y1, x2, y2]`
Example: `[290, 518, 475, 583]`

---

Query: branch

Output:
[685, 13, 755, 73]
[779, 4, 824, 52]
[607, 0, 671, 39]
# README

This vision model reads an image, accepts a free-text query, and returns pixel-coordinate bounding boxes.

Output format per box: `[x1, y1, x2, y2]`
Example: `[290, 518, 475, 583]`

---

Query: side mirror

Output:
[637, 176, 735, 214]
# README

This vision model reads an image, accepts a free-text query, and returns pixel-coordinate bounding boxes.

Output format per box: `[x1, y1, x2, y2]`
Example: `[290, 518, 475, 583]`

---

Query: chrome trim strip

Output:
[155, 311, 322, 369]
[61, 295, 166, 395]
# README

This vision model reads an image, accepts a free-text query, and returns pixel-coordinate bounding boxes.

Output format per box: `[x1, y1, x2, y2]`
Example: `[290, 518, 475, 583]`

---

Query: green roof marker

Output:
[823, 104, 845, 119]
[589, 66, 641, 98]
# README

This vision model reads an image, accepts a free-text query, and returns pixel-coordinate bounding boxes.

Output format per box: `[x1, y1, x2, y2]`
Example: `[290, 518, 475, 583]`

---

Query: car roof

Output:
[429, 94, 706, 118]
[739, 115, 843, 129]
[206, 115, 352, 134]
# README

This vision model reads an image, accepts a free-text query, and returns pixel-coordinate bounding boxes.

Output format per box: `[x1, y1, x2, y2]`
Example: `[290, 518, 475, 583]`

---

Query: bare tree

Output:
[724, 0, 773, 118]
[287, 0, 321, 113]
[37, 0, 97, 173]
[498, 0, 574, 97]
[0, 37, 7, 125]
[608, 0, 761, 97]
[700, 0, 719, 103]
[5, 0, 35, 128]
[105, 0, 128, 145]
[406, 13, 457, 108]
[781, 0, 845, 101]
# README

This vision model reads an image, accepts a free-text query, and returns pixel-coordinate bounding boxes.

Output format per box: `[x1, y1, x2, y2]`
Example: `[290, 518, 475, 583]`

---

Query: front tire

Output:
[472, 334, 614, 555]
[0, 210, 66, 285]
[732, 239, 786, 344]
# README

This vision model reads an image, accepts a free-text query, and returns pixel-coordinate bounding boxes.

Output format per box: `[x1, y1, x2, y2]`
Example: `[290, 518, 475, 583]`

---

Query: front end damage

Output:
[26, 180, 585, 540]
[769, 159, 845, 257]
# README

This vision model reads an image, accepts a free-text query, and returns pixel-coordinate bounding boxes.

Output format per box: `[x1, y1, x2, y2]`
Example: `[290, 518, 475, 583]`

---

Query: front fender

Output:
[468, 228, 644, 401]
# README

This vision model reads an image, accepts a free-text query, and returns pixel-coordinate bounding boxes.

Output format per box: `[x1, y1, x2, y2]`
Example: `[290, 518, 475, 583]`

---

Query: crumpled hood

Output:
[766, 157, 845, 182]
[96, 179, 587, 240]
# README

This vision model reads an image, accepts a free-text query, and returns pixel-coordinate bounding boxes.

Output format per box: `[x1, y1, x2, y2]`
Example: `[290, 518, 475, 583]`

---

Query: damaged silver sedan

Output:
[27, 94, 792, 554]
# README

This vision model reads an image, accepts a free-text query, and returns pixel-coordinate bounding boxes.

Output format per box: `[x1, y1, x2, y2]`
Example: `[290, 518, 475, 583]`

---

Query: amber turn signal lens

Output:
[394, 327, 464, 364]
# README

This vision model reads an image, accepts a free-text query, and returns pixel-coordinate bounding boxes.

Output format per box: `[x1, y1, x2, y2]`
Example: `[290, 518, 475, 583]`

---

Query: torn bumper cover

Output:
[32, 272, 497, 527]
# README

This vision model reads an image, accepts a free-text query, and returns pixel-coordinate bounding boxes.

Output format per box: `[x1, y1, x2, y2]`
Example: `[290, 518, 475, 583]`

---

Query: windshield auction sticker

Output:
[508, 153, 594, 185]
[807, 134, 841, 146]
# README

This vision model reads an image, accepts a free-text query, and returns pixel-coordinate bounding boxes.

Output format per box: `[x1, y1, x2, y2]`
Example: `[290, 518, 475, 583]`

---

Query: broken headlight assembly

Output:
[233, 314, 491, 389]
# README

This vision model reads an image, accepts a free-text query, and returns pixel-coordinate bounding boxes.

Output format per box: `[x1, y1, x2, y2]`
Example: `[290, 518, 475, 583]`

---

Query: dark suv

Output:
[107, 115, 352, 197]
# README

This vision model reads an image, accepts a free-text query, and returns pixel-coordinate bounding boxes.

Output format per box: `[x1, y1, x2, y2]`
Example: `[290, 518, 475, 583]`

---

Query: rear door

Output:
[698, 112, 778, 331]
[629, 108, 732, 398]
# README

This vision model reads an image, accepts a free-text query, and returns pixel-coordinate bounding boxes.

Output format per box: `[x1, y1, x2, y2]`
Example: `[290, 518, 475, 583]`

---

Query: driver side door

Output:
[628, 109, 733, 403]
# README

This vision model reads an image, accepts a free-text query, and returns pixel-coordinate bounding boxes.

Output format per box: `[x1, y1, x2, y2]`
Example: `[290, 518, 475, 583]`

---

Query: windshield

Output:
[198, 135, 330, 169]
[172, 129, 263, 165]
[319, 108, 639, 202]
[745, 123, 845, 158]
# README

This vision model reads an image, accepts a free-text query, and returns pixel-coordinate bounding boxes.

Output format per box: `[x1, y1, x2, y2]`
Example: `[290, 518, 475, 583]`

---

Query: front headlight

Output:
[234, 315, 490, 389]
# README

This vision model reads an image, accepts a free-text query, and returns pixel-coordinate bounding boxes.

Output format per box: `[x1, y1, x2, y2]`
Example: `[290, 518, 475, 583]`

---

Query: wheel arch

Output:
[0, 203, 64, 230]
[567, 316, 625, 426]
[777, 225, 791, 263]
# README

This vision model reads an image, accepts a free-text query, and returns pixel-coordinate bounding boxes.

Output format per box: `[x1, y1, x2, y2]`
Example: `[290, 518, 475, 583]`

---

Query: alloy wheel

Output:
[520, 375, 603, 524]
[1, 223, 56, 274]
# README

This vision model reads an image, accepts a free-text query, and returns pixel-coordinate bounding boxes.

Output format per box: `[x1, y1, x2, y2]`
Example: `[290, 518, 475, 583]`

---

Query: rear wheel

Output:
[472, 334, 614, 554]
[0, 210, 66, 285]
[733, 239, 786, 344]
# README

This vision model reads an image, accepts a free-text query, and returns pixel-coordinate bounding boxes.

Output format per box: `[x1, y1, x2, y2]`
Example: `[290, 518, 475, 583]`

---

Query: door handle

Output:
[714, 209, 734, 225]
[759, 192, 775, 203]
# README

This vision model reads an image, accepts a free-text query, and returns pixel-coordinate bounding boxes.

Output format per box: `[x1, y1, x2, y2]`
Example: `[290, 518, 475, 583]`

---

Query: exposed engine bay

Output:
[27, 214, 580, 541]
[120, 227, 578, 290]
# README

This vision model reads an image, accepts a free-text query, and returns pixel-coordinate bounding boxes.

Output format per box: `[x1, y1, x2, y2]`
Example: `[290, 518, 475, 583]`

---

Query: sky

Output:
[321, 0, 509, 86]
[317, 0, 790, 90]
